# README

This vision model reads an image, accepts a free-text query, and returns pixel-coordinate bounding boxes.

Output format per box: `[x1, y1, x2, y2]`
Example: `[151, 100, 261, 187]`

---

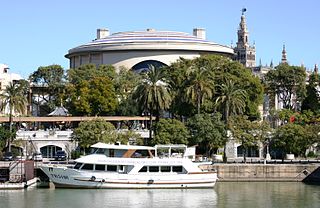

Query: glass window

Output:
[107, 165, 117, 172]
[149, 166, 159, 172]
[82, 164, 94, 170]
[161, 166, 171, 172]
[74, 163, 82, 169]
[172, 166, 183, 173]
[95, 164, 105, 171]
[138, 166, 148, 172]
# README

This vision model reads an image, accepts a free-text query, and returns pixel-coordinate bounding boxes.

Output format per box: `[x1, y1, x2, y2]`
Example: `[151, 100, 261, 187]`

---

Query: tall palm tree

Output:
[133, 65, 172, 139]
[0, 82, 27, 152]
[185, 65, 215, 114]
[214, 79, 247, 162]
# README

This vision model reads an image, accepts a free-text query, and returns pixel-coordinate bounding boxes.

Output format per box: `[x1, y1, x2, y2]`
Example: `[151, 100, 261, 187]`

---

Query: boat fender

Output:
[90, 176, 96, 181]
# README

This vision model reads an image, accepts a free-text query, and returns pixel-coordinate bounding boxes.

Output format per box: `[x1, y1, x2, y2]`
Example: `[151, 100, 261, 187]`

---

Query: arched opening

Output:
[40, 145, 62, 158]
[131, 60, 167, 73]
[237, 145, 259, 158]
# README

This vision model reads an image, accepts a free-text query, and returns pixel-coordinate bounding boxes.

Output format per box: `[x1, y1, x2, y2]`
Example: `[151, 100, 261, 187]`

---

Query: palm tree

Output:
[185, 65, 215, 114]
[214, 79, 247, 162]
[0, 82, 27, 152]
[133, 65, 172, 139]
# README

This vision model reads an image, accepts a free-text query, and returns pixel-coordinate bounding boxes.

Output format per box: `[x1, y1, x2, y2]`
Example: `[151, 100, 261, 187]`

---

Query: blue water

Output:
[0, 182, 319, 208]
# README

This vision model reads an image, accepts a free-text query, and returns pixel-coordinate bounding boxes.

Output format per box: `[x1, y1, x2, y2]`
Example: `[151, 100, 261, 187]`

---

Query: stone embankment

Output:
[200, 164, 319, 182]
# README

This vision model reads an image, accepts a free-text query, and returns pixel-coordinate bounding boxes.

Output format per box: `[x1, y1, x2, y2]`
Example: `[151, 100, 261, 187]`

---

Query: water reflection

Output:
[215, 182, 320, 208]
[1, 183, 320, 208]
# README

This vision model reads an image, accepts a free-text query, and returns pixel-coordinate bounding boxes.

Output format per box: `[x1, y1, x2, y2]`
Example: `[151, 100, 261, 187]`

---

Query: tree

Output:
[229, 116, 261, 162]
[184, 58, 215, 114]
[66, 64, 118, 116]
[117, 130, 143, 145]
[153, 118, 190, 145]
[67, 64, 116, 84]
[0, 81, 28, 151]
[272, 123, 310, 158]
[73, 119, 117, 151]
[167, 55, 263, 119]
[187, 113, 226, 156]
[133, 65, 172, 138]
[265, 63, 306, 110]
[114, 67, 141, 116]
[214, 79, 247, 162]
[0, 126, 13, 152]
[215, 79, 247, 124]
[301, 72, 320, 112]
[29, 64, 65, 114]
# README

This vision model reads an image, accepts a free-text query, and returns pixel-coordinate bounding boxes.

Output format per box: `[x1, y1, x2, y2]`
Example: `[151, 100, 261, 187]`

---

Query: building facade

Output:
[65, 28, 234, 71]
[0, 64, 23, 116]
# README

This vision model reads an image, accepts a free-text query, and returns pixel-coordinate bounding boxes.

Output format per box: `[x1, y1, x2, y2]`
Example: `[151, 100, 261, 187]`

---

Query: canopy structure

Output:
[48, 106, 70, 116]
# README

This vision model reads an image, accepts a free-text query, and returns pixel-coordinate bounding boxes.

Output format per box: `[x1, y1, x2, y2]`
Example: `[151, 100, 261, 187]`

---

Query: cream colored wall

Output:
[102, 50, 200, 70]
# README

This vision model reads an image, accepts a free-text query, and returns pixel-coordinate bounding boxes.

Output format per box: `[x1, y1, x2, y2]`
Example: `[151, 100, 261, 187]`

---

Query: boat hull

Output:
[41, 166, 217, 189]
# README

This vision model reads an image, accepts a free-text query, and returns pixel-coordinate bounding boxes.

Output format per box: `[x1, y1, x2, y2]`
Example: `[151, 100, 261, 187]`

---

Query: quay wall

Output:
[200, 164, 319, 182]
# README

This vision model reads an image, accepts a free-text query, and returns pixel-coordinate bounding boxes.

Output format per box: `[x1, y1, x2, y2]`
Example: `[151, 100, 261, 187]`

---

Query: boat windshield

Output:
[91, 148, 107, 155]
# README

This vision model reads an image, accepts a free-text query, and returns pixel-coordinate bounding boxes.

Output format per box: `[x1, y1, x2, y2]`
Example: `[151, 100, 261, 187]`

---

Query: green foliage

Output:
[71, 150, 81, 159]
[301, 73, 320, 112]
[187, 113, 226, 155]
[66, 64, 118, 116]
[29, 64, 65, 113]
[68, 64, 116, 84]
[273, 123, 312, 157]
[117, 130, 142, 145]
[184, 57, 215, 114]
[230, 116, 270, 162]
[215, 79, 247, 125]
[167, 55, 263, 119]
[0, 126, 13, 151]
[153, 119, 190, 145]
[73, 119, 117, 149]
[265, 63, 306, 110]
[0, 81, 28, 151]
[114, 68, 141, 115]
[133, 65, 171, 120]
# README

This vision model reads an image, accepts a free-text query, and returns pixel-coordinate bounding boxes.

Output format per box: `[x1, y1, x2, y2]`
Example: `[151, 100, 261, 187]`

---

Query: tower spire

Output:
[281, 44, 287, 64]
[314, 64, 318, 74]
[234, 8, 256, 68]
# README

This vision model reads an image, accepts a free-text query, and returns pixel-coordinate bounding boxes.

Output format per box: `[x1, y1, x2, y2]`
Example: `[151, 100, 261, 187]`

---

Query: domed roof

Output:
[66, 29, 234, 56]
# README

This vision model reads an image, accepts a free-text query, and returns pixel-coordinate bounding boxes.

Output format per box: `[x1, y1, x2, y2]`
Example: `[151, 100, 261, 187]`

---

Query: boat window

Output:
[82, 164, 94, 170]
[95, 148, 106, 155]
[160, 166, 171, 172]
[107, 165, 117, 172]
[95, 164, 106, 171]
[109, 149, 115, 157]
[132, 150, 150, 158]
[74, 163, 83, 169]
[118, 165, 124, 172]
[138, 166, 148, 172]
[172, 166, 183, 173]
[149, 166, 159, 172]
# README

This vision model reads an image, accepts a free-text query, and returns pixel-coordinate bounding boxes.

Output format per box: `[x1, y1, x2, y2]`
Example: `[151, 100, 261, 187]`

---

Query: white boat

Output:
[41, 143, 217, 189]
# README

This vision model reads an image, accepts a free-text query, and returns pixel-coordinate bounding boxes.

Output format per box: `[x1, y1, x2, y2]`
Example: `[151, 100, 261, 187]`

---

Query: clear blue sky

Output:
[1, 0, 319, 78]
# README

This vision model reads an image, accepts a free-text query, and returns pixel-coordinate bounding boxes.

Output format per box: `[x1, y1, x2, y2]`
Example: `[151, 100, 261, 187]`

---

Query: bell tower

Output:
[234, 8, 256, 67]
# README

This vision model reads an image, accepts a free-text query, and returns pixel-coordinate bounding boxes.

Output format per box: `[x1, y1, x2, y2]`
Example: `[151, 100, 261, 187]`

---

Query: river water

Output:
[0, 182, 319, 208]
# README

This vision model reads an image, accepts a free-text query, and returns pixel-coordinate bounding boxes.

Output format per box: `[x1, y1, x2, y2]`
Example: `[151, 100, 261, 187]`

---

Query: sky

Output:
[1, 0, 319, 78]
